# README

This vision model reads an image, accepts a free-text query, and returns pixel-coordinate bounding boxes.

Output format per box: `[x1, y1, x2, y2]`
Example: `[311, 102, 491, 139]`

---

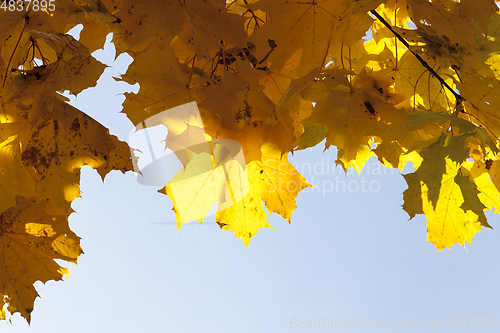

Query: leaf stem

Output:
[32, 37, 46, 66]
[462, 109, 500, 141]
[340, 45, 345, 69]
[320, 40, 330, 69]
[187, 54, 196, 87]
[2, 27, 25, 88]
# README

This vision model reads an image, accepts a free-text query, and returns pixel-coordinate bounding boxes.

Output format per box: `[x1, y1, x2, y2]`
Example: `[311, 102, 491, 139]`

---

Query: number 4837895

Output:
[1, 0, 56, 11]
[443, 318, 499, 330]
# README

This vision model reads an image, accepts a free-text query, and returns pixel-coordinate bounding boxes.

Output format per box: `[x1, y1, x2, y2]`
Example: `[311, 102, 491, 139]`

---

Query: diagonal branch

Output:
[370, 9, 465, 111]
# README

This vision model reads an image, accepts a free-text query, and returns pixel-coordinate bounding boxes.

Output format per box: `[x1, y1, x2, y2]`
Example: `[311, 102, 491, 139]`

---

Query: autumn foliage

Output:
[1, 0, 500, 323]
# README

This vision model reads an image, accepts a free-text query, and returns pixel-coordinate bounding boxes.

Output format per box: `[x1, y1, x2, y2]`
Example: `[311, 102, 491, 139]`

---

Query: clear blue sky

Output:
[2, 28, 500, 333]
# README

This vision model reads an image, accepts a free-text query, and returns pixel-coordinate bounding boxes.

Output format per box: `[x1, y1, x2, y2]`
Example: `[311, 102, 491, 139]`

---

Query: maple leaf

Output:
[109, 0, 247, 55]
[282, 68, 408, 170]
[4, 0, 500, 321]
[199, 62, 294, 163]
[406, 0, 486, 47]
[18, 100, 132, 212]
[216, 144, 310, 246]
[1, 31, 106, 124]
[162, 140, 249, 229]
[296, 120, 328, 150]
[403, 133, 500, 250]
[247, 0, 375, 76]
[0, 8, 132, 321]
[0, 123, 20, 215]
[247, 143, 311, 223]
[0, 196, 82, 323]
[215, 184, 270, 248]
[120, 44, 204, 125]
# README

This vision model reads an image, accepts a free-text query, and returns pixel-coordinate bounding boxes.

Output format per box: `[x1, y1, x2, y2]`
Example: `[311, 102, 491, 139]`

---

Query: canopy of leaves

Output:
[1, 0, 500, 322]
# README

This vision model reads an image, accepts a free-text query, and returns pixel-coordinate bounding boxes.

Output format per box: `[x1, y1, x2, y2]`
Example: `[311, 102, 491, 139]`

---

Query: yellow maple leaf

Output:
[216, 143, 309, 246]
[0, 197, 82, 323]
[18, 100, 131, 212]
[248, 143, 311, 222]
[0, 123, 20, 215]
[284, 68, 408, 170]
[420, 163, 483, 251]
[199, 63, 294, 162]
[2, 31, 105, 124]
[121, 44, 204, 125]
[109, 0, 247, 55]
[5, 0, 500, 322]
[248, 0, 352, 76]
[163, 143, 249, 229]
[403, 133, 500, 250]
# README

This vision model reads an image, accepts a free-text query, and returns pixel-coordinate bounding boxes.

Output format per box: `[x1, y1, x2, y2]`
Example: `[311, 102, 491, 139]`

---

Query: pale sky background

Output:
[1, 25, 500, 333]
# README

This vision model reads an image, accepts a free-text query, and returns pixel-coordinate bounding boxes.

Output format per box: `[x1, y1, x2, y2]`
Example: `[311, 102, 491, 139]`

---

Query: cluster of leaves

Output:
[1, 0, 500, 323]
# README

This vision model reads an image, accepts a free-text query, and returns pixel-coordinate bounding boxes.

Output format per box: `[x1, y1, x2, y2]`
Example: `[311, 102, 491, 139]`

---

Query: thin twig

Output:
[370, 9, 465, 110]
[394, 0, 398, 69]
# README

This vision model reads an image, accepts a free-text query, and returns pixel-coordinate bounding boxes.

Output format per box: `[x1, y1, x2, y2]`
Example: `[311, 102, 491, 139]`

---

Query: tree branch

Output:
[370, 9, 465, 111]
